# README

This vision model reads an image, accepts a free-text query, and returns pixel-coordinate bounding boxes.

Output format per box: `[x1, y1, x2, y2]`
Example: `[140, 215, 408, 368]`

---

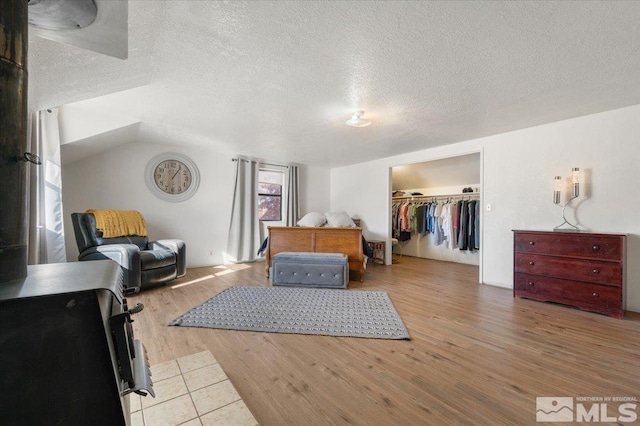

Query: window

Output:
[258, 169, 284, 221]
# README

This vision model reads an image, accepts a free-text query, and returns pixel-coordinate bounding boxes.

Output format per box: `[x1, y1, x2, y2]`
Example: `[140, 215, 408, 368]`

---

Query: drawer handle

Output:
[592, 245, 600, 251]
[529, 241, 535, 245]
[529, 261, 535, 266]
[592, 292, 599, 297]
[528, 281, 534, 286]
[592, 269, 599, 274]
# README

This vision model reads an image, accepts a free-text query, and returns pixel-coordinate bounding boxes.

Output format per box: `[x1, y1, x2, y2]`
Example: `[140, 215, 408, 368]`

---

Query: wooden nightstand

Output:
[367, 240, 385, 266]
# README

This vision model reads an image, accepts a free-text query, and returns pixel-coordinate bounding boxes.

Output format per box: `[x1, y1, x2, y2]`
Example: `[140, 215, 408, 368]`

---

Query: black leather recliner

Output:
[71, 212, 186, 292]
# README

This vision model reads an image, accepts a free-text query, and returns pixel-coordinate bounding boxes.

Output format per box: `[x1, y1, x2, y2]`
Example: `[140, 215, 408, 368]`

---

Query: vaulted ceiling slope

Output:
[28, 1, 640, 168]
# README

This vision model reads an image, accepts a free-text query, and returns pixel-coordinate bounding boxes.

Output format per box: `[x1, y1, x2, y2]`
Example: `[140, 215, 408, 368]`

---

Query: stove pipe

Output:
[0, 0, 28, 283]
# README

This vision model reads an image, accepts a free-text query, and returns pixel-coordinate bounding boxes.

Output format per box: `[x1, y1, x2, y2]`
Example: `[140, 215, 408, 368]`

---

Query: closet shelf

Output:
[392, 193, 480, 201]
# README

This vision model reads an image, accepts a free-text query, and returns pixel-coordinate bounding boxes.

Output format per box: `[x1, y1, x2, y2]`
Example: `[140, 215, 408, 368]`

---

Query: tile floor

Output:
[130, 350, 259, 426]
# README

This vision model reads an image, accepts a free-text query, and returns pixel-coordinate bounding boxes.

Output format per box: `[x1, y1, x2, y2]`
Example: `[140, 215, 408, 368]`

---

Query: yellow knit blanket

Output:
[86, 209, 147, 238]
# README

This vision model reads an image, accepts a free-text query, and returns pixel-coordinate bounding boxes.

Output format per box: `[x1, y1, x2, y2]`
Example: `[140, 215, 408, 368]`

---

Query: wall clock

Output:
[145, 152, 200, 202]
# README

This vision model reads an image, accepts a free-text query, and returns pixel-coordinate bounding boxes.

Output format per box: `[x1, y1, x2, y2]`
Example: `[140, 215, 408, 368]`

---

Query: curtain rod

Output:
[231, 158, 289, 168]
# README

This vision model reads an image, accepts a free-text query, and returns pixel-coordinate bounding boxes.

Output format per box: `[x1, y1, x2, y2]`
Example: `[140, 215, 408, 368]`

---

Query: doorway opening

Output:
[390, 151, 482, 282]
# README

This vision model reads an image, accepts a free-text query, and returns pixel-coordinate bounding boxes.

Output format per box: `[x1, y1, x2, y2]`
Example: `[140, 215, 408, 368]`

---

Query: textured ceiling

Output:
[28, 1, 640, 168]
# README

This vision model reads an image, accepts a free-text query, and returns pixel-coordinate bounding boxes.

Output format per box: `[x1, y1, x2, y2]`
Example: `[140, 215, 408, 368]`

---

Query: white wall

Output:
[62, 142, 330, 267]
[331, 103, 640, 312]
[392, 153, 480, 190]
[58, 104, 140, 144]
[300, 165, 330, 215]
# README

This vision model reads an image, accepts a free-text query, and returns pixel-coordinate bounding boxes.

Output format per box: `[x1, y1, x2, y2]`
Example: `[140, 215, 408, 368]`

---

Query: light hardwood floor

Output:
[131, 257, 640, 425]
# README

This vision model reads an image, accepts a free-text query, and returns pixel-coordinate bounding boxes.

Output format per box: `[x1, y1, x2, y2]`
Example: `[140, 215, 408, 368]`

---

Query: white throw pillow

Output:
[297, 212, 327, 227]
[325, 211, 356, 227]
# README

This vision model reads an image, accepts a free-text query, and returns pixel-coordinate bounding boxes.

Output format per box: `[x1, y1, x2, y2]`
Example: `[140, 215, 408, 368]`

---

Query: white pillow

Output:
[325, 211, 356, 227]
[297, 212, 327, 227]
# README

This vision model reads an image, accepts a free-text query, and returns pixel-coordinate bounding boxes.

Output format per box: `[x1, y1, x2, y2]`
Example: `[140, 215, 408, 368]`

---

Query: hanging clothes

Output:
[415, 204, 426, 234]
[391, 196, 480, 251]
[442, 202, 455, 250]
[467, 200, 476, 252]
[391, 203, 398, 238]
[433, 202, 444, 245]
[474, 200, 480, 250]
[399, 203, 410, 232]
[412, 203, 421, 233]
[458, 200, 468, 250]
[428, 202, 437, 233]
[421, 203, 429, 236]
[452, 200, 460, 248]
[391, 200, 413, 241]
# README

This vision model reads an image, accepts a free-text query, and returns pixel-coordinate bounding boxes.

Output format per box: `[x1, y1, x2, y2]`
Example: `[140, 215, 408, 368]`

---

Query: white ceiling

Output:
[28, 1, 640, 168]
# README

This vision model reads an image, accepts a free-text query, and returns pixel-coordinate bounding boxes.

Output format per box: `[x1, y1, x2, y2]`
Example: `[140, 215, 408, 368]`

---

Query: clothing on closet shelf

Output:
[391, 196, 480, 251]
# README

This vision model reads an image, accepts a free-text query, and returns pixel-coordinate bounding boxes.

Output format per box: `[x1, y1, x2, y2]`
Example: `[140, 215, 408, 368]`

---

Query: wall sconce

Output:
[571, 167, 580, 197]
[553, 176, 561, 204]
[553, 167, 580, 231]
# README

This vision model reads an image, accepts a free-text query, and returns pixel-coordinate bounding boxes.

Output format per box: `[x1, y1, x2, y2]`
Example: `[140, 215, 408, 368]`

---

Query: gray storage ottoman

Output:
[271, 252, 348, 289]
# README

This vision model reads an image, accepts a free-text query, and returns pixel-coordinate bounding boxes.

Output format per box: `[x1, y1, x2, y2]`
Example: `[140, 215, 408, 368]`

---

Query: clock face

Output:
[154, 159, 192, 194]
[145, 153, 200, 202]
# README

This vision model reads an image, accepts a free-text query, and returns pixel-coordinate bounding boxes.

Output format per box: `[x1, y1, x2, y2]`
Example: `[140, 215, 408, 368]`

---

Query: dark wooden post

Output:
[0, 0, 28, 283]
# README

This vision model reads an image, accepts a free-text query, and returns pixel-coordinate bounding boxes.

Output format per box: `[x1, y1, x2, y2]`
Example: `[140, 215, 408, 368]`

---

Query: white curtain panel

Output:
[285, 164, 300, 226]
[226, 157, 262, 262]
[27, 108, 67, 264]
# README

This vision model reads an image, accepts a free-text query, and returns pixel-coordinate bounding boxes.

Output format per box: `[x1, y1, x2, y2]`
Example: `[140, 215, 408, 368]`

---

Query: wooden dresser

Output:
[513, 230, 626, 318]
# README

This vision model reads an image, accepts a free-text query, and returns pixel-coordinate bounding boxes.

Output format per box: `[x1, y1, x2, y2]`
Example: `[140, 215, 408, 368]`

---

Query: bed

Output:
[265, 226, 365, 282]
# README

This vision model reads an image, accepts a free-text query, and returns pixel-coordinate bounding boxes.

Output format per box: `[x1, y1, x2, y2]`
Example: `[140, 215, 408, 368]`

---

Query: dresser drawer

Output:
[515, 273, 621, 309]
[514, 253, 622, 286]
[514, 232, 622, 260]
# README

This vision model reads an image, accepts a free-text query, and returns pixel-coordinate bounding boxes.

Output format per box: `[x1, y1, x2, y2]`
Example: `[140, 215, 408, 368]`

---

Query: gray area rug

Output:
[170, 286, 410, 340]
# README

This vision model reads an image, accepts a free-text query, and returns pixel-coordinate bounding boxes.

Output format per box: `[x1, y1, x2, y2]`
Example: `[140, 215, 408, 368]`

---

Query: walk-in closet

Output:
[391, 153, 481, 267]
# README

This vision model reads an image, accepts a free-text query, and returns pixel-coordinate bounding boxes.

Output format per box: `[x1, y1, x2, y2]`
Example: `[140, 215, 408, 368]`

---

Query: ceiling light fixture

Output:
[345, 111, 371, 128]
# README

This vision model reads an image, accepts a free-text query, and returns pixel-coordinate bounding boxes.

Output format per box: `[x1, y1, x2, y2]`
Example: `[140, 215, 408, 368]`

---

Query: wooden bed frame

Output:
[266, 226, 365, 282]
